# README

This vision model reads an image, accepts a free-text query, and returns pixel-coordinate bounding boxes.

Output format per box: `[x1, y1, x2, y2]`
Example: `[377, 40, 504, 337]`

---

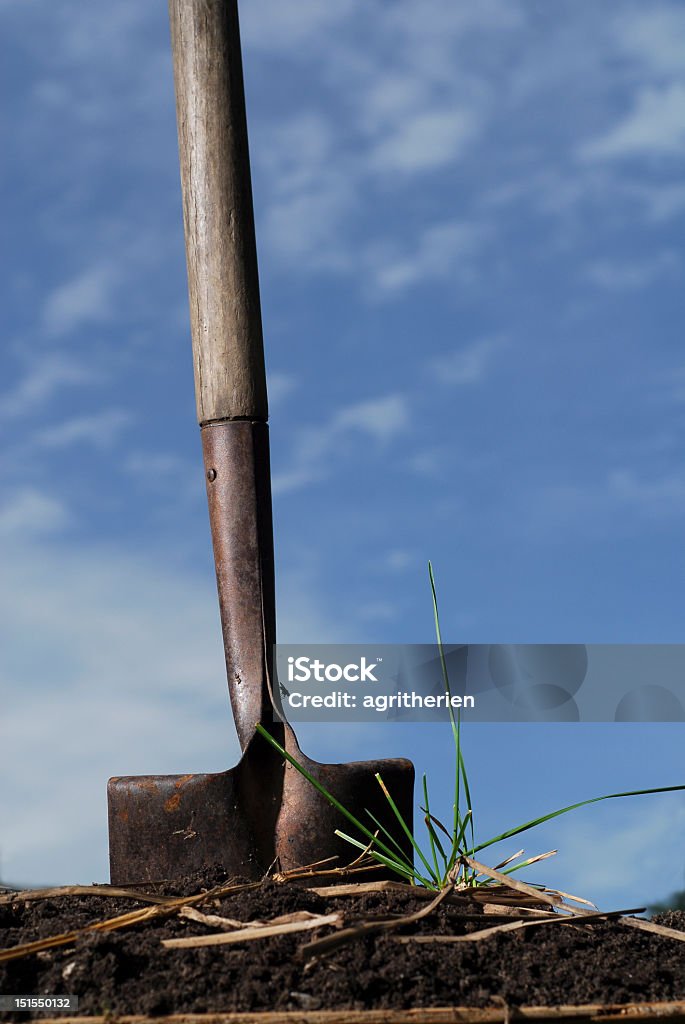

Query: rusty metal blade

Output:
[275, 739, 415, 875]
[108, 731, 285, 884]
[108, 743, 414, 883]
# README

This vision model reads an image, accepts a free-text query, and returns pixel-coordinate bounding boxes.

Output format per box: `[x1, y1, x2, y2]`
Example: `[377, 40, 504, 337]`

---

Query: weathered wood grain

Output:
[168, 0, 268, 424]
[26, 1001, 685, 1024]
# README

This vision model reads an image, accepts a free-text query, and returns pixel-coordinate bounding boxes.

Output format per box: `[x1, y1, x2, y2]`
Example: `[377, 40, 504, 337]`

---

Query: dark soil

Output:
[1, 866, 685, 1018]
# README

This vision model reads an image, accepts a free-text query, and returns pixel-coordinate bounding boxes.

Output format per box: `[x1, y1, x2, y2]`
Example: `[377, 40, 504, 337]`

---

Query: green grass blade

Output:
[255, 724, 403, 865]
[364, 808, 427, 879]
[457, 718, 475, 853]
[422, 809, 454, 843]
[375, 772, 437, 882]
[446, 809, 473, 875]
[423, 817, 448, 873]
[453, 809, 472, 853]
[473, 784, 685, 856]
[422, 774, 442, 882]
[331, 827, 411, 876]
[428, 562, 462, 837]
[420, 808, 449, 865]
[334, 831, 435, 887]
[497, 850, 557, 876]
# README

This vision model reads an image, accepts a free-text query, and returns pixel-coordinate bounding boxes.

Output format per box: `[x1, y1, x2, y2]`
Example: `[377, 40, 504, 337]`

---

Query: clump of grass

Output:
[257, 563, 685, 891]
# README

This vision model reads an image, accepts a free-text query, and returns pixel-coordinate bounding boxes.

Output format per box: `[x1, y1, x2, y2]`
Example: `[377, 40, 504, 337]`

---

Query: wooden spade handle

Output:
[168, 0, 268, 424]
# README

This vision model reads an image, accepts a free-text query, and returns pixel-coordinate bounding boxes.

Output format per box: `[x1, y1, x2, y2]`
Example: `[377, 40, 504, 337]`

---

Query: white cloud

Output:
[623, 181, 685, 223]
[270, 467, 324, 496]
[371, 219, 488, 293]
[262, 182, 355, 270]
[49, 1, 153, 65]
[120, 451, 201, 509]
[124, 452, 188, 479]
[33, 409, 134, 450]
[42, 265, 119, 338]
[0, 354, 98, 419]
[406, 448, 447, 478]
[357, 601, 397, 622]
[276, 566, 352, 645]
[360, 74, 433, 135]
[529, 465, 685, 541]
[550, 796, 685, 904]
[608, 468, 685, 515]
[0, 540, 231, 884]
[579, 83, 685, 161]
[0, 489, 71, 540]
[241, 0, 359, 51]
[385, 549, 415, 572]
[383, 0, 523, 39]
[615, 7, 685, 76]
[333, 394, 409, 443]
[272, 394, 409, 495]
[248, 6, 498, 281]
[370, 109, 476, 174]
[255, 112, 356, 270]
[268, 372, 298, 409]
[429, 335, 506, 385]
[258, 113, 335, 196]
[585, 251, 680, 290]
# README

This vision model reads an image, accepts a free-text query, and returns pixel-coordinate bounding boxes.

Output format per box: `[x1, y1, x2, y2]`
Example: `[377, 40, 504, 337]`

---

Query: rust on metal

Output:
[202, 421, 277, 751]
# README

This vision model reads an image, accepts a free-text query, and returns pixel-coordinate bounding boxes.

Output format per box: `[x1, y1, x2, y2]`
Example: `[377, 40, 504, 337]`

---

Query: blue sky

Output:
[2, 0, 685, 910]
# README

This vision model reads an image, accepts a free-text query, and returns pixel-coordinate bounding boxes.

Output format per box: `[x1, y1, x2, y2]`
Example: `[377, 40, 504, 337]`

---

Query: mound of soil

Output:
[1, 867, 685, 1018]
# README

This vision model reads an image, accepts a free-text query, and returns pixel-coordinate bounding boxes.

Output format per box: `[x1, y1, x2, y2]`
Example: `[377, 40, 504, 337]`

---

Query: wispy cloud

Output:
[262, 181, 354, 270]
[0, 488, 71, 539]
[240, 0, 358, 51]
[369, 109, 476, 175]
[247, 3, 685, 290]
[613, 6, 685, 76]
[0, 354, 98, 419]
[579, 83, 685, 161]
[620, 181, 685, 223]
[370, 219, 489, 294]
[608, 468, 685, 516]
[384, 548, 416, 572]
[405, 448, 448, 478]
[357, 600, 398, 622]
[429, 335, 506, 385]
[268, 372, 299, 409]
[272, 393, 410, 494]
[550, 796, 685, 904]
[0, 539, 229, 883]
[123, 452, 189, 479]
[529, 465, 685, 541]
[30, 409, 132, 451]
[584, 251, 680, 290]
[42, 265, 119, 339]
[248, 4, 508, 284]
[332, 394, 409, 442]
